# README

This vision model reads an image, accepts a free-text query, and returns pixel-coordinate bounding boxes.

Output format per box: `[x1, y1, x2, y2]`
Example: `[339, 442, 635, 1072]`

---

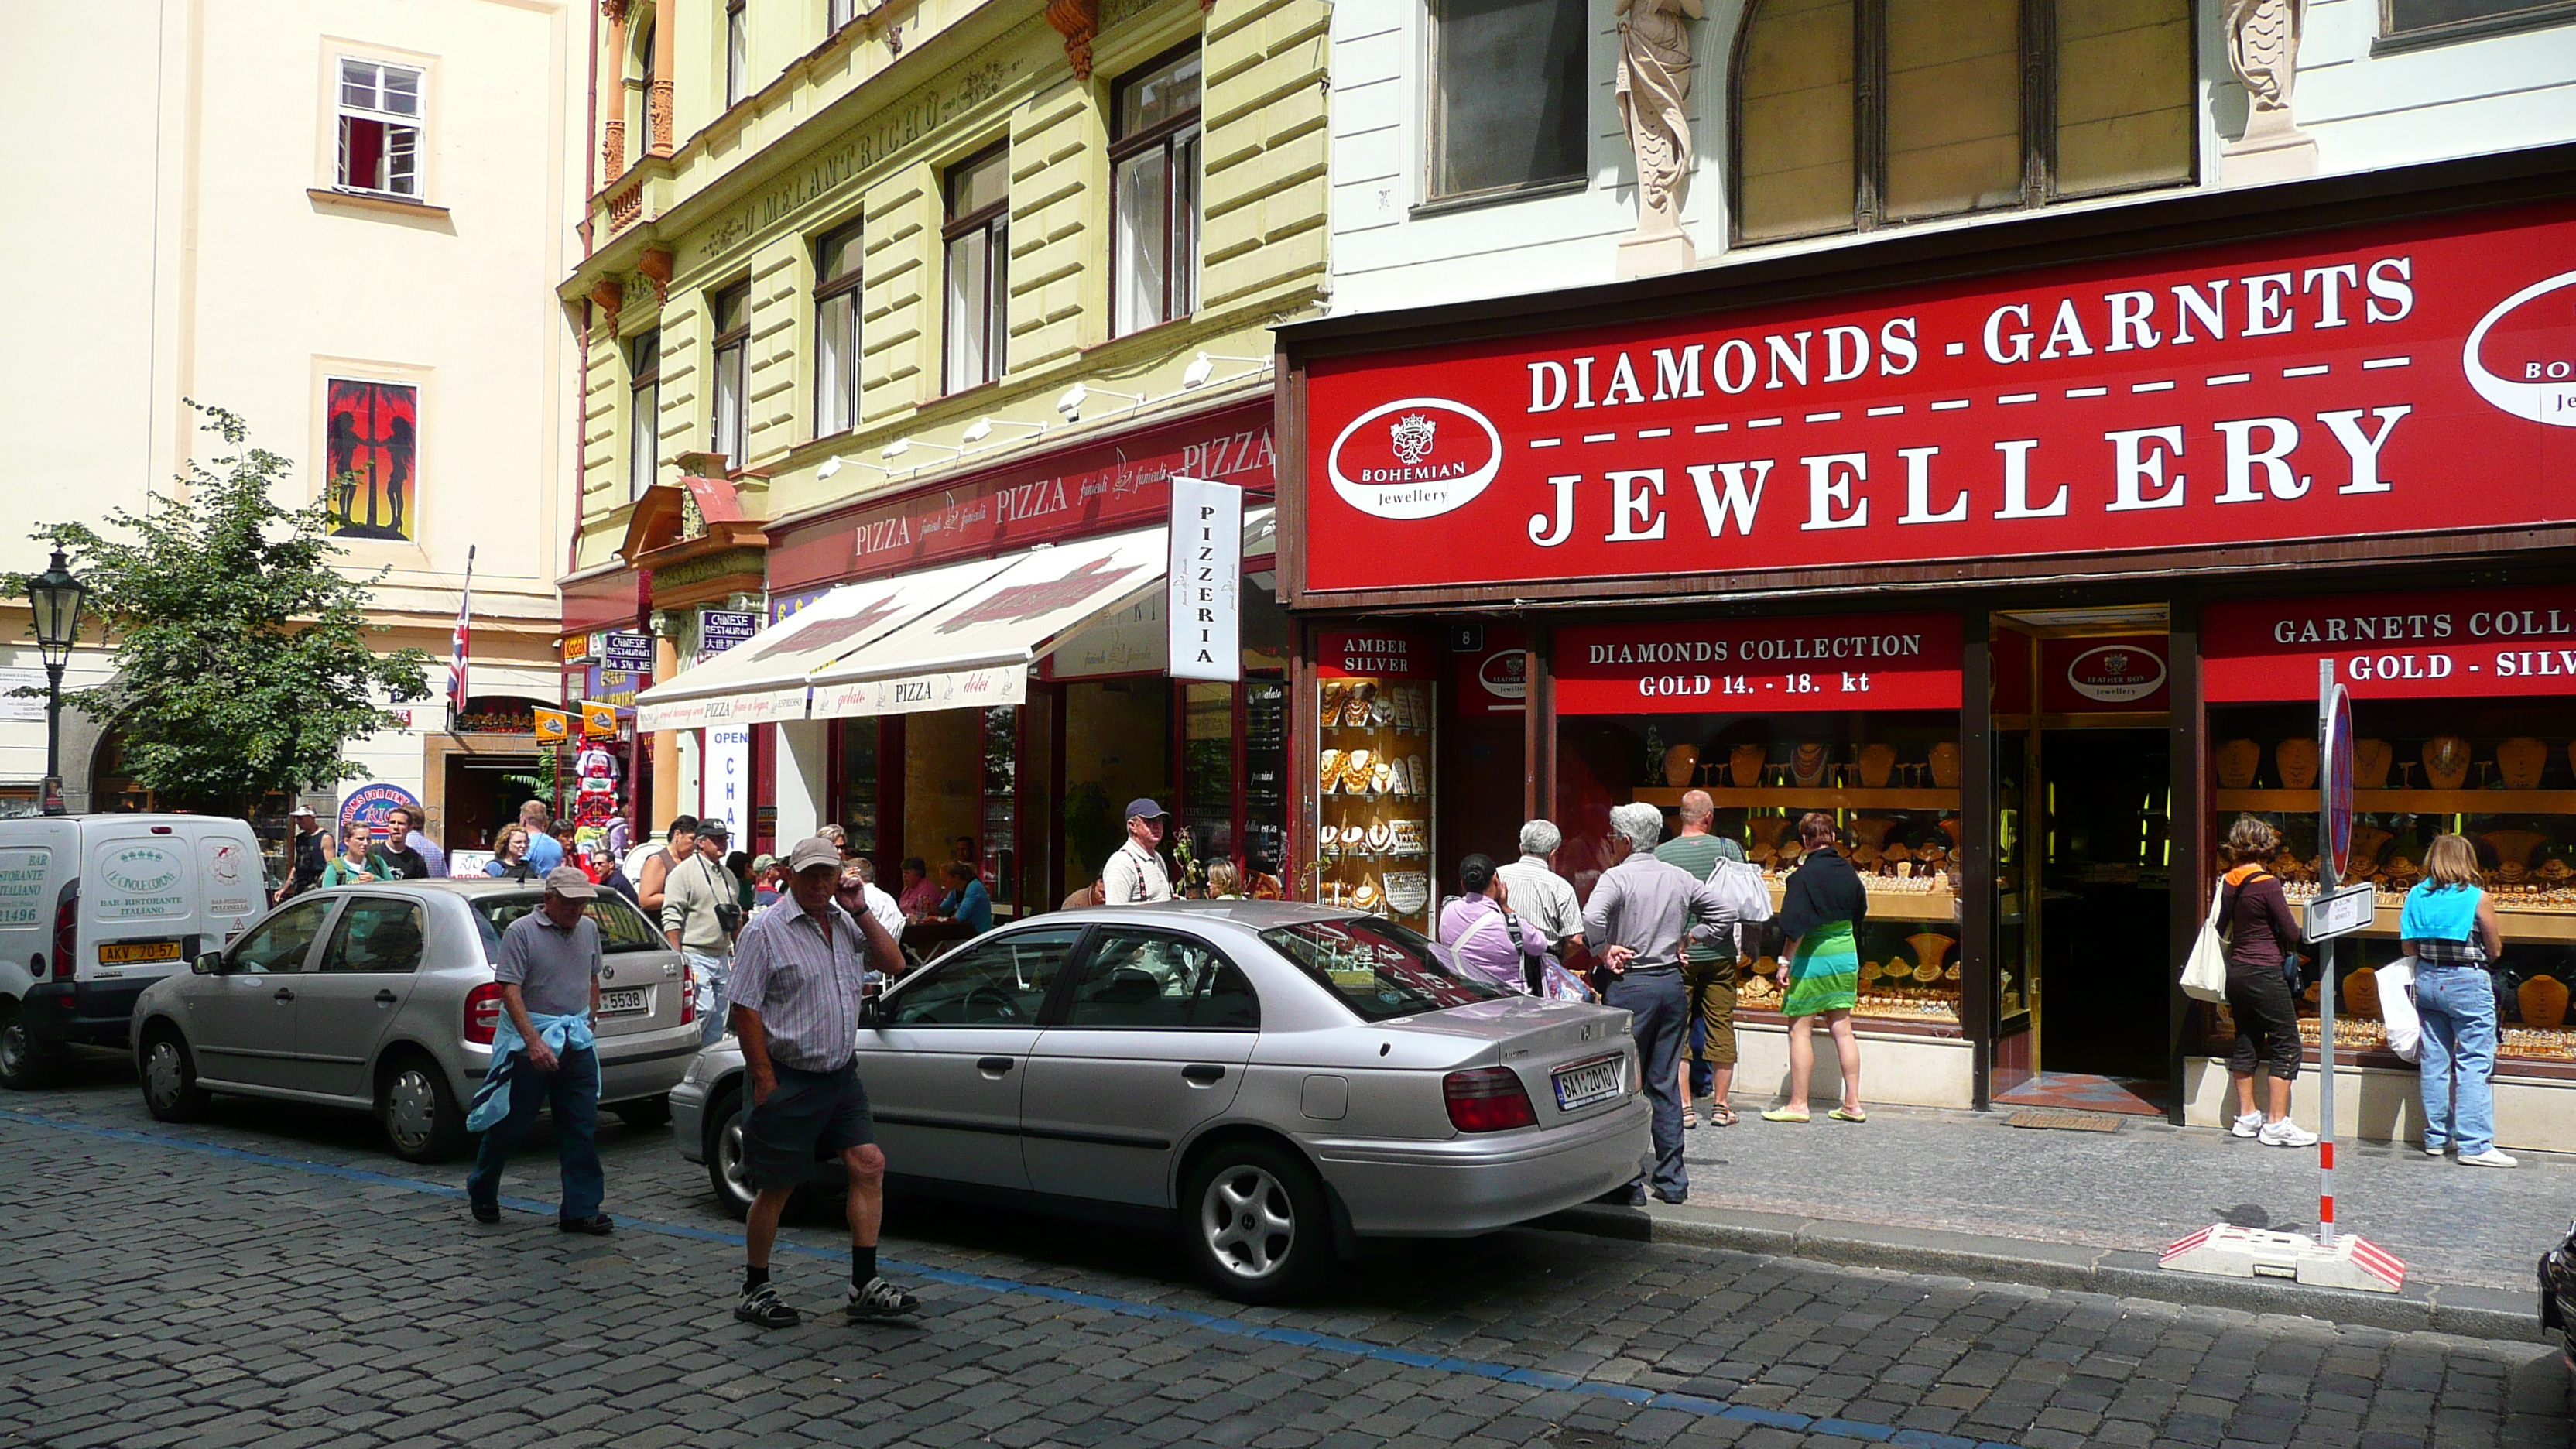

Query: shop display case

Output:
[1313, 677, 1436, 933]
[2203, 700, 2576, 1069]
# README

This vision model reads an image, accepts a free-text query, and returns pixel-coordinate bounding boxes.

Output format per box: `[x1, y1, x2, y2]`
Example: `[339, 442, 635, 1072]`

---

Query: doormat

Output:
[2005, 1109, 2125, 1132]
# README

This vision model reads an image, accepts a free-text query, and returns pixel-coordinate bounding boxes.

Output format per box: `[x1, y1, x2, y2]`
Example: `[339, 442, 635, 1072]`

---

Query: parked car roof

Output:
[1026, 899, 1370, 930]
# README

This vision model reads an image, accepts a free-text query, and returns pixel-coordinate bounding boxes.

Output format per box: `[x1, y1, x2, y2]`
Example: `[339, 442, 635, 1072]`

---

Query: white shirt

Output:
[861, 882, 904, 939]
[1495, 855, 1584, 951]
[1101, 838, 1173, 903]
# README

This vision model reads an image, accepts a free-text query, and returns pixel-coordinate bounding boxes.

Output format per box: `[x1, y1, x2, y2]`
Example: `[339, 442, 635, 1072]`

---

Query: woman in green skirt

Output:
[1764, 812, 1869, 1123]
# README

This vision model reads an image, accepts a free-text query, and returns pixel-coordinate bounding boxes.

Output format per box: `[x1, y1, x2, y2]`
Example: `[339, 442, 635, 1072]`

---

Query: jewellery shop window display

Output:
[2201, 588, 2576, 1072]
[1554, 615, 1968, 1027]
[1313, 631, 1435, 933]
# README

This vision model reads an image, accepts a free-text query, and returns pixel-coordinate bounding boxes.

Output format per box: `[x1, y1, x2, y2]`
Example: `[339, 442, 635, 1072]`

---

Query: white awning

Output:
[808, 527, 1170, 720]
[630, 556, 1013, 730]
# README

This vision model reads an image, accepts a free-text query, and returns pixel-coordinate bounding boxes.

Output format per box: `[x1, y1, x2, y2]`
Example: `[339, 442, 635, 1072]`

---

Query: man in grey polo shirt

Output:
[466, 866, 611, 1233]
[728, 837, 916, 1327]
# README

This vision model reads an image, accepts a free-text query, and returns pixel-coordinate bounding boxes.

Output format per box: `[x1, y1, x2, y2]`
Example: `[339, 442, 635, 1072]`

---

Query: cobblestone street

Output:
[0, 1057, 2565, 1449]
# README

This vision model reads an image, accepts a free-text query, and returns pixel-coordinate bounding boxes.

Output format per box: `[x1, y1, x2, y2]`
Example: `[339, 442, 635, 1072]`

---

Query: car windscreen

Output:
[1258, 916, 1509, 1022]
[471, 894, 663, 960]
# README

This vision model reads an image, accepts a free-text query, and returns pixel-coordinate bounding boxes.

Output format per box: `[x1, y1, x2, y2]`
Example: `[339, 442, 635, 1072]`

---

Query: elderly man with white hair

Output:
[1581, 800, 1739, 1204]
[1495, 820, 1586, 984]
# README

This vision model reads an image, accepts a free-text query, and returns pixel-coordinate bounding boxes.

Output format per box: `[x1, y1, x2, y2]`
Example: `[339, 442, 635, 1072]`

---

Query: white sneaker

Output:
[2258, 1118, 2319, 1148]
[2423, 1142, 2447, 1157]
[2229, 1110, 2264, 1139]
[2458, 1149, 2519, 1169]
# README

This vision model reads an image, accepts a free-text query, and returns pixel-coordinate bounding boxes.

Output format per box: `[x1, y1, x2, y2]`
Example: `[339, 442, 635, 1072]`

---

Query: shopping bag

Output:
[2377, 955, 2422, 1063]
[2179, 881, 2230, 1003]
[1540, 956, 1596, 1003]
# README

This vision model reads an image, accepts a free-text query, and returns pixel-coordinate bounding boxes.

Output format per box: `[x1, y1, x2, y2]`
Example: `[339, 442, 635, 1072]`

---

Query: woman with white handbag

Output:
[2213, 817, 2319, 1148]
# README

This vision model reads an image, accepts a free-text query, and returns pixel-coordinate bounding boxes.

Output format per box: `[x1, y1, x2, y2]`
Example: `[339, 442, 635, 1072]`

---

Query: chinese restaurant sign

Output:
[1301, 202, 2576, 592]
[2205, 587, 2576, 702]
[1554, 613, 1963, 714]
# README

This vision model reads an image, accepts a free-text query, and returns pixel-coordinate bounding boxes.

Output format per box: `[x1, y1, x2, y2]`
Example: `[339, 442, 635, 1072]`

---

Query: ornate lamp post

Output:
[27, 549, 87, 815]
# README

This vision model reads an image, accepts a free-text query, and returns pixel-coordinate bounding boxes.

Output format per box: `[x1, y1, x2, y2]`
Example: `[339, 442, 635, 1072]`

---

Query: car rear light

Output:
[52, 883, 78, 981]
[464, 982, 505, 1045]
[678, 981, 696, 1026]
[1444, 1066, 1539, 1132]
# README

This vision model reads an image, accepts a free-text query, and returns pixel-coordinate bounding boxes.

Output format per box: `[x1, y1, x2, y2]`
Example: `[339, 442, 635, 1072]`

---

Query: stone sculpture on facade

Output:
[1615, 0, 1703, 278]
[2221, 0, 2317, 181]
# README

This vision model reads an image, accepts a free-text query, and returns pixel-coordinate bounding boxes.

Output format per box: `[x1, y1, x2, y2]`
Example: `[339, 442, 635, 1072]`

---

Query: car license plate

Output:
[599, 988, 650, 1016]
[99, 940, 183, 965]
[1553, 1054, 1624, 1112]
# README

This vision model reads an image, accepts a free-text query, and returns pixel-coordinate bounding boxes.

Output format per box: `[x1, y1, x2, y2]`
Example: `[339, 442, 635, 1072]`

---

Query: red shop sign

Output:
[767, 402, 1276, 590]
[1457, 625, 1528, 716]
[1301, 201, 2576, 594]
[2206, 587, 2576, 702]
[1317, 629, 1433, 680]
[2039, 634, 2171, 712]
[1555, 613, 1962, 715]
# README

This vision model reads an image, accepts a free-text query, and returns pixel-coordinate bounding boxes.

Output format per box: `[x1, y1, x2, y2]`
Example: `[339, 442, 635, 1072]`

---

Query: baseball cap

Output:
[697, 820, 730, 841]
[752, 852, 779, 873]
[1124, 797, 1167, 822]
[787, 837, 841, 874]
[543, 865, 598, 899]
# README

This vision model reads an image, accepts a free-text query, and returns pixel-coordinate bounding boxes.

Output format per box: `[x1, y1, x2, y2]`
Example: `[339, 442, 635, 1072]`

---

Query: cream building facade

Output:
[0, 0, 584, 849]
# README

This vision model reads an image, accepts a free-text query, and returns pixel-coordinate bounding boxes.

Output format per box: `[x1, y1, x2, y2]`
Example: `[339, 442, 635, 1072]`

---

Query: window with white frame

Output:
[710, 283, 750, 470]
[629, 331, 661, 499]
[725, 0, 748, 107]
[337, 58, 425, 198]
[1112, 45, 1201, 337]
[829, 0, 856, 29]
[942, 145, 1009, 393]
[814, 223, 863, 437]
[1427, 0, 1588, 203]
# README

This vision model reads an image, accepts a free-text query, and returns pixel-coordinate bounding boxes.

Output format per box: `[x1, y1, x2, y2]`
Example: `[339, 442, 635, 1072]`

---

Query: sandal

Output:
[1761, 1108, 1810, 1123]
[1711, 1105, 1738, 1127]
[1829, 1107, 1868, 1122]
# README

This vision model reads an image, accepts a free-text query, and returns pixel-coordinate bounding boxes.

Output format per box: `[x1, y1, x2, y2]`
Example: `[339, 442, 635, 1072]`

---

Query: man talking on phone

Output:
[725, 837, 917, 1327]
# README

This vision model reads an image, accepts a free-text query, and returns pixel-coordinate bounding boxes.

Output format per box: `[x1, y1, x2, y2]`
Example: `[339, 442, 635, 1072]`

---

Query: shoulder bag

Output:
[2179, 879, 2231, 1003]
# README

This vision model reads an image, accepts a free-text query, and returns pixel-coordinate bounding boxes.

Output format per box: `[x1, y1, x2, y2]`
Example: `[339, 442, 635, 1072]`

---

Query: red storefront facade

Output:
[1272, 146, 2576, 1142]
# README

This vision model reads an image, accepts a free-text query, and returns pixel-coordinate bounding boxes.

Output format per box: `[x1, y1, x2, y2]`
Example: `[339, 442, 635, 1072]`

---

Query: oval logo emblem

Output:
[103, 847, 180, 896]
[1478, 649, 1528, 701]
[2067, 644, 2167, 704]
[1326, 397, 1502, 520]
[2464, 267, 2576, 426]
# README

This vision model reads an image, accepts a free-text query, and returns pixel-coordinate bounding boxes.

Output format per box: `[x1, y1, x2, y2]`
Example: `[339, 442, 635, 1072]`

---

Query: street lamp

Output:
[27, 548, 87, 815]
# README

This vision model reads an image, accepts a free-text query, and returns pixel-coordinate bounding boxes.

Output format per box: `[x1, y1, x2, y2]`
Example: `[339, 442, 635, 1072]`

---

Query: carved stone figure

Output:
[1615, 0, 1703, 278]
[2221, 0, 2317, 180]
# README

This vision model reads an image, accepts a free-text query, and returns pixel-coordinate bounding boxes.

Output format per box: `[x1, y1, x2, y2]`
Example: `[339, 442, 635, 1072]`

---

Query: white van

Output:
[0, 814, 265, 1088]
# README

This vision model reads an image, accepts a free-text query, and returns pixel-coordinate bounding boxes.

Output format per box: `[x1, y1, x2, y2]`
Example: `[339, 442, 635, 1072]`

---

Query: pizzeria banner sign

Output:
[1555, 612, 1962, 715]
[2205, 586, 2576, 702]
[1301, 201, 2576, 593]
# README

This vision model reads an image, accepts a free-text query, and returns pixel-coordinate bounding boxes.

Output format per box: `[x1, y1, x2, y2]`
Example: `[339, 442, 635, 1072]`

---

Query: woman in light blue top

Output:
[2400, 834, 2513, 1168]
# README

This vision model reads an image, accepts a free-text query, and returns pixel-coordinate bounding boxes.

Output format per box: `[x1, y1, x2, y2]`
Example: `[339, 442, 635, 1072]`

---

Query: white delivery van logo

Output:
[0, 848, 48, 928]
[100, 845, 185, 920]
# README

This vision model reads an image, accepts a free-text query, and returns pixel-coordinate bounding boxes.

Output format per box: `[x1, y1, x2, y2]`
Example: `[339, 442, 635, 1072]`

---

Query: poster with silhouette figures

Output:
[325, 379, 417, 540]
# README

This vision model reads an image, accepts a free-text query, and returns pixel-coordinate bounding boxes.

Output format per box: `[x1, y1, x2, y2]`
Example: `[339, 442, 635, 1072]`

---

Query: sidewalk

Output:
[1547, 1098, 2572, 1342]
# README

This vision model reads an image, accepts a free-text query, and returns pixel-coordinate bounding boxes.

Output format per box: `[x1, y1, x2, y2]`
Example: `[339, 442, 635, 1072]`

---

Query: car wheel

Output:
[0, 1000, 55, 1091]
[1181, 1140, 1330, 1304]
[379, 1054, 465, 1163]
[614, 1094, 672, 1129]
[705, 1087, 754, 1220]
[139, 1029, 211, 1122]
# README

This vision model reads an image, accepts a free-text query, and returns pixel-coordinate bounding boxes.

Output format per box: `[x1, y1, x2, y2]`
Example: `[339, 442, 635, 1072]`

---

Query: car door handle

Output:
[272, 987, 295, 1002]
[373, 990, 399, 1005]
[975, 1056, 1014, 1076]
[1182, 1064, 1225, 1086]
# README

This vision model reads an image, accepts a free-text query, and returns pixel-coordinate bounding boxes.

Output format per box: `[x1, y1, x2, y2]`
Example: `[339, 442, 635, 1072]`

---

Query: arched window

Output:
[1732, 0, 2194, 246]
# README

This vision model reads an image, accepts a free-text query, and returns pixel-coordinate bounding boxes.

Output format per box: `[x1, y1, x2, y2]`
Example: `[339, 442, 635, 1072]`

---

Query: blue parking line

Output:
[0, 1108, 2033, 1449]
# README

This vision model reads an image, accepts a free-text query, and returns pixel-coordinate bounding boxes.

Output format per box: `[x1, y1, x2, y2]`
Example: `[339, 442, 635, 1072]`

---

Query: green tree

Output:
[9, 404, 433, 814]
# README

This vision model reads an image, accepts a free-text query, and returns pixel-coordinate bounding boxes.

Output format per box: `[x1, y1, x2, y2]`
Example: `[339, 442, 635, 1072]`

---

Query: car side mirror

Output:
[858, 993, 882, 1028]
[194, 951, 226, 976]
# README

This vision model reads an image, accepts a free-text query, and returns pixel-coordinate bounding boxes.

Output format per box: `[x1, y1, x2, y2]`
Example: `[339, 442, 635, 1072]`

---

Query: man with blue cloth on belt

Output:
[465, 865, 613, 1234]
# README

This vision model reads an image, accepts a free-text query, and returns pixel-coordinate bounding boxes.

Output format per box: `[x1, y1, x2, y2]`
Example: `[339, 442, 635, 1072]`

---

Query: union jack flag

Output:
[448, 545, 475, 723]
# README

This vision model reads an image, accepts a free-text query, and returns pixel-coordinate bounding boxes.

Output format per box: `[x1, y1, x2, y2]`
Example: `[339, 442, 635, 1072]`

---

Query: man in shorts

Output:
[728, 837, 919, 1327]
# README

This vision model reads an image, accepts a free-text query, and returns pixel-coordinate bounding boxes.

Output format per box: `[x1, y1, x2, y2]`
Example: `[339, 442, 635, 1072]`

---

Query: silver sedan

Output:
[132, 882, 705, 1161]
[673, 900, 1648, 1302]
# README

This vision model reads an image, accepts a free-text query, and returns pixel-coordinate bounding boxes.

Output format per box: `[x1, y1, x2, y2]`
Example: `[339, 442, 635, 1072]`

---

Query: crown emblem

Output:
[1388, 413, 1437, 465]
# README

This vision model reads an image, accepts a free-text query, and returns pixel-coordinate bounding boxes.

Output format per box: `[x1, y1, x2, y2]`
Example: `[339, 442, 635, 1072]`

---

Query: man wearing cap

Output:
[1099, 798, 1174, 904]
[465, 866, 612, 1234]
[663, 818, 741, 1046]
[279, 806, 328, 902]
[728, 838, 918, 1327]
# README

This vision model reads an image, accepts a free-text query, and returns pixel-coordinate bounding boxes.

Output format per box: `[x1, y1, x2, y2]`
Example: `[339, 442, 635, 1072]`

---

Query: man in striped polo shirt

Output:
[728, 836, 919, 1327]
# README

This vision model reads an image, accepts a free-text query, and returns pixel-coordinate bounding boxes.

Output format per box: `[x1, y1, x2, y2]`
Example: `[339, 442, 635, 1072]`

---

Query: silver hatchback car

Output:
[673, 900, 1649, 1302]
[132, 881, 704, 1161]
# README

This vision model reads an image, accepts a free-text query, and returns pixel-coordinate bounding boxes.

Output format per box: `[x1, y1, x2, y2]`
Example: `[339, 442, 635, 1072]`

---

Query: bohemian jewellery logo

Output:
[2464, 266, 2576, 426]
[1326, 397, 1502, 520]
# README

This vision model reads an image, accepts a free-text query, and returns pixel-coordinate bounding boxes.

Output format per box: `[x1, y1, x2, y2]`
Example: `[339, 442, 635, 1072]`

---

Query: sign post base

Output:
[2160, 1223, 2406, 1293]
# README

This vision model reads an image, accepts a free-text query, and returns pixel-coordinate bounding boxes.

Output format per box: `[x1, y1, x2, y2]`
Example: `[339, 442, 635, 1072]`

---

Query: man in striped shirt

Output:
[728, 836, 917, 1327]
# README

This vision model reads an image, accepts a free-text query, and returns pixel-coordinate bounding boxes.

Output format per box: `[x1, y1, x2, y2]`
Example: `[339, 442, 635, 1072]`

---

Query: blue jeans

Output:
[684, 950, 731, 1046]
[1608, 969, 1688, 1200]
[2415, 965, 2499, 1156]
[466, 1045, 603, 1221]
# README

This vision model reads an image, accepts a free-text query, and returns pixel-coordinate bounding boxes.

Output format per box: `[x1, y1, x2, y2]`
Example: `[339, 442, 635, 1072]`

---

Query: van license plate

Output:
[599, 988, 650, 1016]
[99, 941, 183, 965]
[1552, 1054, 1625, 1111]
